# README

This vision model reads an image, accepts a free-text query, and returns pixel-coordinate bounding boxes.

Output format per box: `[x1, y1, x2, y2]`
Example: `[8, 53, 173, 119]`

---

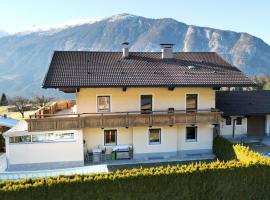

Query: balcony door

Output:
[141, 95, 152, 114]
[186, 94, 198, 112]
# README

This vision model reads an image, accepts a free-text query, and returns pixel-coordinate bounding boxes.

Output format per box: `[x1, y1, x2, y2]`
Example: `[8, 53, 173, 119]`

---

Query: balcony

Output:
[26, 101, 222, 132]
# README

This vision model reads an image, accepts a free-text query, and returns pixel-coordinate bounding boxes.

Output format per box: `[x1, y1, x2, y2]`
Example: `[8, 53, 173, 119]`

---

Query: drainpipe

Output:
[232, 119, 236, 138]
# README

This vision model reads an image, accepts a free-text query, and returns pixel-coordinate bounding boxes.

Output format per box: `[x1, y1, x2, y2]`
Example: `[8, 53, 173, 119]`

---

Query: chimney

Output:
[160, 43, 174, 59]
[122, 42, 129, 58]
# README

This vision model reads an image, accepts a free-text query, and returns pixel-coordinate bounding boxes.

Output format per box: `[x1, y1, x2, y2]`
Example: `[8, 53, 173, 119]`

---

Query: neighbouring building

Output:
[0, 115, 18, 153]
[0, 115, 18, 134]
[3, 43, 255, 170]
[217, 90, 270, 138]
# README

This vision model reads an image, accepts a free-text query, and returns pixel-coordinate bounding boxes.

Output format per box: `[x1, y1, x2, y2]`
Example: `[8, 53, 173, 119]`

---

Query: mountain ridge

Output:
[0, 30, 9, 38]
[0, 13, 269, 97]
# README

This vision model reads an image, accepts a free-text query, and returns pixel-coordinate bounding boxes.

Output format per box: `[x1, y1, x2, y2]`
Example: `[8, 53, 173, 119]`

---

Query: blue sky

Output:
[1, 0, 269, 44]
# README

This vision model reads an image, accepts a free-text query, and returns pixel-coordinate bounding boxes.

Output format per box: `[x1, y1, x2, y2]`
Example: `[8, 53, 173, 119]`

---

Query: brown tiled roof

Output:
[43, 51, 255, 88]
[216, 91, 270, 116]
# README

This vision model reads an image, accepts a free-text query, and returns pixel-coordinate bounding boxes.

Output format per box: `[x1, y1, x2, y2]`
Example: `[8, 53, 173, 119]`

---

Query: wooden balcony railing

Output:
[26, 109, 222, 132]
[32, 100, 76, 119]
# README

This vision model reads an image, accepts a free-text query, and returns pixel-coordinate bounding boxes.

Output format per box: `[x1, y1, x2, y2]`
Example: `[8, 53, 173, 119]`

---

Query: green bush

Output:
[213, 135, 270, 163]
[213, 135, 236, 161]
[1, 137, 270, 200]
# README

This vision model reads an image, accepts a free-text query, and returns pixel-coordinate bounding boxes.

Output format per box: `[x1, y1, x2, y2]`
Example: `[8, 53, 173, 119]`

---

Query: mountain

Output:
[0, 13, 270, 97]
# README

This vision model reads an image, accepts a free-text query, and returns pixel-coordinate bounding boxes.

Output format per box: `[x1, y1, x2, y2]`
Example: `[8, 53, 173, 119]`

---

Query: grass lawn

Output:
[0, 106, 36, 120]
[108, 159, 214, 172]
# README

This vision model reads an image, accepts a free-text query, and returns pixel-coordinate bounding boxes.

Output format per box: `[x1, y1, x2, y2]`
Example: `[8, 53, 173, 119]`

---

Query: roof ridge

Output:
[54, 51, 220, 54]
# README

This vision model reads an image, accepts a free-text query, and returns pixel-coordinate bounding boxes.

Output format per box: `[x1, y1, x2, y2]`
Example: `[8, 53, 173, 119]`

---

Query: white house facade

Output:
[3, 44, 255, 170]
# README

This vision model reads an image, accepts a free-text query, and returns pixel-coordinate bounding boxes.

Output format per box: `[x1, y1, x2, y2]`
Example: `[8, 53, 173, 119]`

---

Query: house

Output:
[3, 43, 255, 170]
[216, 90, 270, 138]
[0, 115, 18, 153]
[7, 104, 35, 112]
[0, 115, 18, 134]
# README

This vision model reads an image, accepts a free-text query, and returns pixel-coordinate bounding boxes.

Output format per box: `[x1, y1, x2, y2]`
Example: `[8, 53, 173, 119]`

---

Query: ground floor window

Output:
[32, 132, 75, 142]
[149, 128, 161, 145]
[104, 129, 117, 146]
[186, 126, 197, 141]
[236, 117, 242, 125]
[9, 132, 75, 144]
[32, 133, 54, 142]
[9, 135, 31, 143]
[55, 133, 75, 140]
[225, 117, 232, 125]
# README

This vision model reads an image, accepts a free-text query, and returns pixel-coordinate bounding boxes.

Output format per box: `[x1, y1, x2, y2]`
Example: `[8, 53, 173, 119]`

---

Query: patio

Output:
[84, 150, 215, 166]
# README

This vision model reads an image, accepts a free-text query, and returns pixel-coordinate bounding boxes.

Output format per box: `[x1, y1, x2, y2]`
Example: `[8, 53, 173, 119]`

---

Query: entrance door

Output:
[247, 116, 266, 136]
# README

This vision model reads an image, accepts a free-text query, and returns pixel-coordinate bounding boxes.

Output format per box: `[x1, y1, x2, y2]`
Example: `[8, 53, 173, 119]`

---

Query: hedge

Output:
[213, 135, 236, 161]
[1, 136, 270, 200]
[213, 135, 270, 163]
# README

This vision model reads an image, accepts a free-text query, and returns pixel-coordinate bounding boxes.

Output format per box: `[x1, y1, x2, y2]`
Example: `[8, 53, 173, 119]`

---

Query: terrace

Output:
[26, 100, 222, 132]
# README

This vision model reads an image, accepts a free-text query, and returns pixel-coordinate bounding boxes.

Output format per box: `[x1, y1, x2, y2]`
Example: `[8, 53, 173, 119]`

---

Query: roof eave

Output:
[43, 83, 257, 89]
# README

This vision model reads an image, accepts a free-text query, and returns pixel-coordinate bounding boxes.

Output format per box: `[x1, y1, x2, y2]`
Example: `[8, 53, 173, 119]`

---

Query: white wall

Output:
[132, 126, 178, 154]
[219, 116, 247, 136]
[6, 130, 84, 165]
[83, 127, 133, 151]
[83, 125, 213, 154]
[178, 124, 214, 151]
[266, 115, 270, 136]
[76, 87, 215, 113]
[0, 153, 7, 172]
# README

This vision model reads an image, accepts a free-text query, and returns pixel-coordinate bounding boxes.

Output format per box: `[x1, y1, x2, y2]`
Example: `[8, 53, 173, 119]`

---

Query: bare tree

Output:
[33, 95, 54, 108]
[10, 96, 30, 118]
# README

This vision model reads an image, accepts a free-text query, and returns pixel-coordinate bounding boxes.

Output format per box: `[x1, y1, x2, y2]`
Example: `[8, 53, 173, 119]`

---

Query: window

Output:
[97, 96, 110, 112]
[32, 133, 54, 142]
[9, 135, 31, 144]
[149, 128, 161, 145]
[55, 133, 74, 141]
[236, 117, 242, 125]
[225, 117, 232, 125]
[9, 133, 75, 144]
[32, 132, 75, 142]
[141, 95, 152, 114]
[104, 129, 117, 146]
[186, 126, 197, 141]
[186, 94, 198, 112]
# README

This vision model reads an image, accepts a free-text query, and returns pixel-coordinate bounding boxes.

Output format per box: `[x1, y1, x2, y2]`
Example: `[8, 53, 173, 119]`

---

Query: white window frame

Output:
[104, 129, 118, 146]
[185, 126, 198, 142]
[139, 93, 154, 113]
[9, 135, 32, 144]
[185, 93, 199, 112]
[9, 132, 77, 145]
[225, 117, 232, 126]
[148, 128, 162, 145]
[236, 117, 242, 126]
[96, 95, 112, 112]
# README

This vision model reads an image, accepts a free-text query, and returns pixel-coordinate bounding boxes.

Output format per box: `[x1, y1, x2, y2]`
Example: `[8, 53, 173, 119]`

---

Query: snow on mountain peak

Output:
[107, 13, 137, 22]
[14, 18, 102, 35]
